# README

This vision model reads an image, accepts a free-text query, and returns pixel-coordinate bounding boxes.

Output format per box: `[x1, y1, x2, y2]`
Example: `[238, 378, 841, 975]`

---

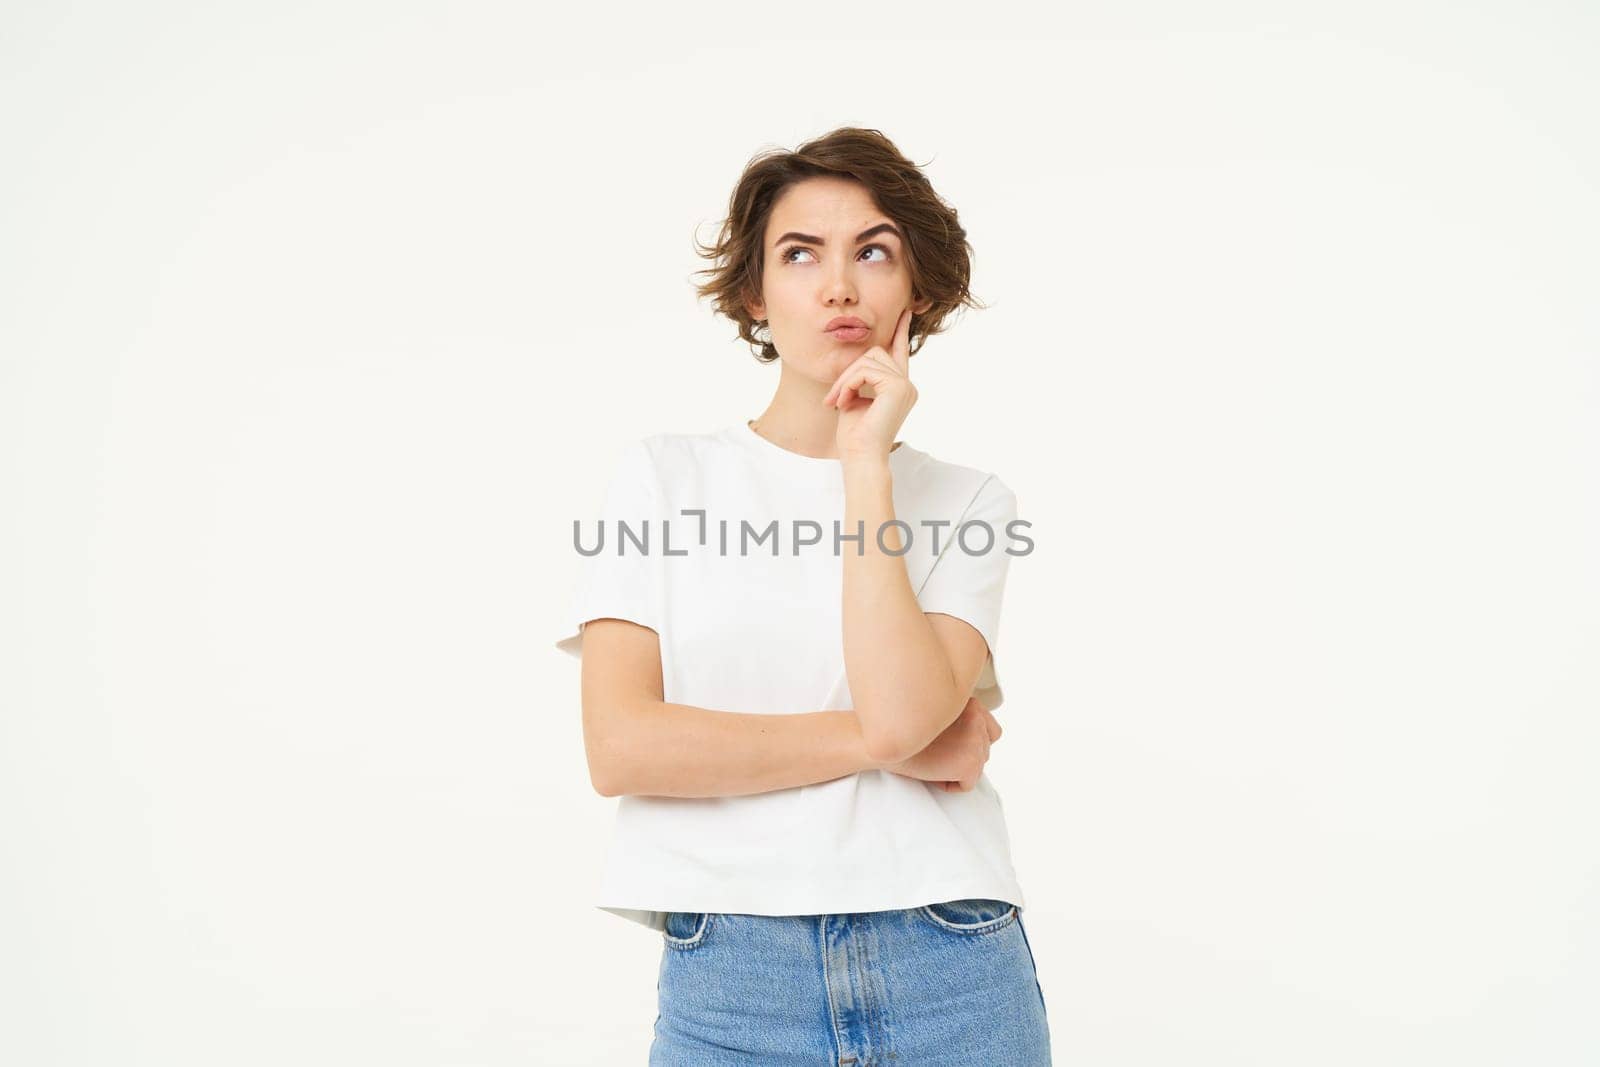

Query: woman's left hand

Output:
[823, 306, 918, 464]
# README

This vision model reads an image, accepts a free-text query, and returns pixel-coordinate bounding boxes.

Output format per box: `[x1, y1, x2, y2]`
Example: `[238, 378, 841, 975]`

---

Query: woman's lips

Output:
[827, 326, 870, 343]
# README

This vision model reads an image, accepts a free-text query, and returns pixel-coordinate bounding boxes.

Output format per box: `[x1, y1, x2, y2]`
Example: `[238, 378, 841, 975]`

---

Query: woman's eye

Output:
[780, 244, 893, 264]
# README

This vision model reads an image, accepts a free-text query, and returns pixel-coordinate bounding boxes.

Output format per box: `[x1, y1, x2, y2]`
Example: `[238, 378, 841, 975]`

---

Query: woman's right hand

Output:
[883, 696, 1003, 792]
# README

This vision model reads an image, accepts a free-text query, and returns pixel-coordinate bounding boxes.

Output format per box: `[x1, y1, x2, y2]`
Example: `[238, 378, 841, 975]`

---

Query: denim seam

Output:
[1015, 910, 1050, 1024]
[821, 918, 846, 1062]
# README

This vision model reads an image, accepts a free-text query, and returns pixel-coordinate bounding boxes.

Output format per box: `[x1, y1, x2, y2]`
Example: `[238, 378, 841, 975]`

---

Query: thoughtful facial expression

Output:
[747, 176, 931, 385]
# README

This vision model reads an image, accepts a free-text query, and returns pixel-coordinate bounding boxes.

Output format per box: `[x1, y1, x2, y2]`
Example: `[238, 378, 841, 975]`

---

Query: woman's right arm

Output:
[579, 617, 888, 798]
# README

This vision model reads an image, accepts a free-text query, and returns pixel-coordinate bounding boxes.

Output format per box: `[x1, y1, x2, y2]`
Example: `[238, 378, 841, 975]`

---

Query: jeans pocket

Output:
[916, 897, 1020, 935]
[662, 911, 714, 950]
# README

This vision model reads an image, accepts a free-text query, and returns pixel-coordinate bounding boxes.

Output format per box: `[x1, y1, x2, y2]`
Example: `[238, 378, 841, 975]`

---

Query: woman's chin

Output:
[819, 348, 858, 374]
[780, 347, 856, 387]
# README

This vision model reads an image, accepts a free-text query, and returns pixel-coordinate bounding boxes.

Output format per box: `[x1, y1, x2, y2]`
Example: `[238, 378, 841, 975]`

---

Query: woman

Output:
[556, 127, 1050, 1065]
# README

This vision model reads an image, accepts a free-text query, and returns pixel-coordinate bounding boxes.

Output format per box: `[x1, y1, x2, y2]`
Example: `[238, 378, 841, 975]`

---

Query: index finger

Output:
[891, 306, 912, 370]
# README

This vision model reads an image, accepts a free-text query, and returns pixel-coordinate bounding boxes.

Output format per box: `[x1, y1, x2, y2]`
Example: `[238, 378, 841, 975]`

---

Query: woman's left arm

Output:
[825, 305, 992, 764]
[840, 458, 993, 764]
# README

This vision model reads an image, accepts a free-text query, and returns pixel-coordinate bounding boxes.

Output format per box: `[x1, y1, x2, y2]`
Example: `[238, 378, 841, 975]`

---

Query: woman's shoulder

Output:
[901, 442, 1015, 505]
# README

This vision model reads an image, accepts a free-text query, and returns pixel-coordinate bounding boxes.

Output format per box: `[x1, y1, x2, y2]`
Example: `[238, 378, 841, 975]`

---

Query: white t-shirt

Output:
[554, 421, 1027, 933]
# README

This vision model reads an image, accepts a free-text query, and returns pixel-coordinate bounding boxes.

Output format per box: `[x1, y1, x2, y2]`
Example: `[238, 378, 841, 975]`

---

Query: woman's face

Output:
[747, 176, 933, 386]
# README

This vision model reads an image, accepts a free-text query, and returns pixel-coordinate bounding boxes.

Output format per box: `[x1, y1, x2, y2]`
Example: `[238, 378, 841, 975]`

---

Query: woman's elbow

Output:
[860, 713, 921, 765]
[592, 776, 623, 798]
[582, 700, 637, 797]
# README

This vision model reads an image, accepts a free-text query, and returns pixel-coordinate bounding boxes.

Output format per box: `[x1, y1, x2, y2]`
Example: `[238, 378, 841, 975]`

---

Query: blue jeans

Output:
[650, 899, 1052, 1065]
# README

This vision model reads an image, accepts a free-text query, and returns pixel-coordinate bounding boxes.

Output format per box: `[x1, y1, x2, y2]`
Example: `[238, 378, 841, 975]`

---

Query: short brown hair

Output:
[692, 127, 986, 364]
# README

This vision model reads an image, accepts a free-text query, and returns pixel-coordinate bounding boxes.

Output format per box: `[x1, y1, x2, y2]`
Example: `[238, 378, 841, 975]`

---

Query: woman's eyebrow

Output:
[772, 222, 903, 248]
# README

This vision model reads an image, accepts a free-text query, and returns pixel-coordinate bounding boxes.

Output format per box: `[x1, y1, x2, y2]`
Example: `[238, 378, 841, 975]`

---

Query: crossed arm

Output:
[578, 460, 992, 798]
[578, 607, 988, 798]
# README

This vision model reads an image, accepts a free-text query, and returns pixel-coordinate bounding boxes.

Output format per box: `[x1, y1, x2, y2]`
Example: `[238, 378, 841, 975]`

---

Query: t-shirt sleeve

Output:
[554, 438, 664, 660]
[915, 473, 1018, 712]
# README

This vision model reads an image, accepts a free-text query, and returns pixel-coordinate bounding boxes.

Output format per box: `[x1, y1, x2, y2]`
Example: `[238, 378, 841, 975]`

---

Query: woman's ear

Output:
[912, 297, 934, 316]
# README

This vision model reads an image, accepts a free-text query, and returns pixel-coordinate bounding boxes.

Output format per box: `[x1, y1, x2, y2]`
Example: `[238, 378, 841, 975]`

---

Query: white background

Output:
[3, 3, 1596, 1064]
